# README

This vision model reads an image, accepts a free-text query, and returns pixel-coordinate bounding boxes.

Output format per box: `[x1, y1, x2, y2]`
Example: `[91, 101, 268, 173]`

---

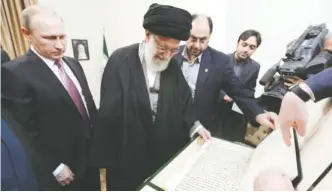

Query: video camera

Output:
[258, 23, 332, 113]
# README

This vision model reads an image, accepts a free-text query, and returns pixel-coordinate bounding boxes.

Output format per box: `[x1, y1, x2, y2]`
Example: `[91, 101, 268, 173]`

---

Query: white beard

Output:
[144, 38, 170, 73]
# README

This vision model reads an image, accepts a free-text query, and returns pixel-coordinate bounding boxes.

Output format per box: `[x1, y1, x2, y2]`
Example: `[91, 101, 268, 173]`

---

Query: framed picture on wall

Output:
[71, 39, 90, 60]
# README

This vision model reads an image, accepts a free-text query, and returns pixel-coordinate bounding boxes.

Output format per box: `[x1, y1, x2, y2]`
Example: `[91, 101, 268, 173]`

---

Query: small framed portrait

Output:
[72, 39, 90, 60]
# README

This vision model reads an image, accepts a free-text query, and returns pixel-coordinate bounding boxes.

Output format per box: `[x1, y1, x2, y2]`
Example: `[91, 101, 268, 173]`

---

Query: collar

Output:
[232, 51, 250, 65]
[182, 46, 202, 64]
[30, 46, 61, 68]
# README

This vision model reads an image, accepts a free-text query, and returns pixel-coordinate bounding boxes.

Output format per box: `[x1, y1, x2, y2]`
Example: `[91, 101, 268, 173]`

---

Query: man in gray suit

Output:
[220, 30, 262, 142]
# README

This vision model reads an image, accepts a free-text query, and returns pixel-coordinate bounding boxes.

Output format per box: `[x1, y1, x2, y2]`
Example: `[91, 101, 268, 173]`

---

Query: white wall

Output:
[38, 0, 106, 106]
[224, 0, 332, 96]
[102, 0, 229, 53]
[38, 0, 332, 103]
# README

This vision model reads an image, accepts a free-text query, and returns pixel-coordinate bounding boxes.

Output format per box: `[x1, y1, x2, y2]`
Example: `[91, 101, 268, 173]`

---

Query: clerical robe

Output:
[89, 43, 196, 190]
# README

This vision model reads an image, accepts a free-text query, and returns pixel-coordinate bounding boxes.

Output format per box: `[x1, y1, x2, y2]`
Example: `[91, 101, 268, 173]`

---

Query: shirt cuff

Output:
[299, 82, 316, 101]
[53, 163, 65, 176]
[190, 121, 204, 138]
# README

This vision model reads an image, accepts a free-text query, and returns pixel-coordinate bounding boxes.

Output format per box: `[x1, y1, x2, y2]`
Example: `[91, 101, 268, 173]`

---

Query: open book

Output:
[172, 138, 253, 191]
[139, 99, 332, 191]
[139, 136, 298, 191]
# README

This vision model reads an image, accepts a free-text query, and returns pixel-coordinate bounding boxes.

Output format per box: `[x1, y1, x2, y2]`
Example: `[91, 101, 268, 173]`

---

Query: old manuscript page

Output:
[175, 138, 253, 191]
[149, 137, 254, 191]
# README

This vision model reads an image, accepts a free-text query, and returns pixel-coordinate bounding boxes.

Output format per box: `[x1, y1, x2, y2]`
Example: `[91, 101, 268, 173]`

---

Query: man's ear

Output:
[145, 30, 151, 42]
[21, 27, 31, 42]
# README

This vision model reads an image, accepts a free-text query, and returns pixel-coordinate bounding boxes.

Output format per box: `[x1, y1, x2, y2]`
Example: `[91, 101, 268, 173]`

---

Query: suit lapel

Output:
[229, 52, 255, 84]
[174, 45, 211, 85]
[174, 46, 211, 98]
[195, 49, 211, 92]
[240, 59, 255, 83]
[26, 50, 79, 112]
[63, 57, 86, 89]
[63, 57, 95, 117]
[63, 57, 90, 103]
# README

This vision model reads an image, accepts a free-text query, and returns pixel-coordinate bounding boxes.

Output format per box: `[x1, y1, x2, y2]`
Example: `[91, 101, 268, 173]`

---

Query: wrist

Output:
[290, 83, 315, 102]
[299, 83, 315, 101]
[53, 163, 65, 176]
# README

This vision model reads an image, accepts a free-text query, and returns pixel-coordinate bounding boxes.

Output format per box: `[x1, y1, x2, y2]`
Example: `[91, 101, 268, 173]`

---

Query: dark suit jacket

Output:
[220, 53, 260, 98]
[305, 67, 332, 101]
[1, 108, 60, 191]
[1, 119, 38, 190]
[1, 49, 11, 64]
[1, 49, 98, 180]
[173, 46, 263, 132]
[219, 53, 261, 141]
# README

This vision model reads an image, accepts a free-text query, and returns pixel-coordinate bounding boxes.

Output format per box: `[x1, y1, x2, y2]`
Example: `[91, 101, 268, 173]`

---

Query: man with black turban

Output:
[89, 3, 211, 191]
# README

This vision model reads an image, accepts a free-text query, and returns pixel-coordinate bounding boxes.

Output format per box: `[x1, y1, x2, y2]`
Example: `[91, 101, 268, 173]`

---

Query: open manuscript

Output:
[139, 99, 332, 191]
[139, 135, 297, 191]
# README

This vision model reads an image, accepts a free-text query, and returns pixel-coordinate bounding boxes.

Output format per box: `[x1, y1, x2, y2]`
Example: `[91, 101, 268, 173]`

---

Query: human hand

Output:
[254, 168, 295, 191]
[54, 164, 74, 186]
[224, 95, 233, 102]
[278, 92, 308, 146]
[197, 127, 212, 141]
[255, 111, 279, 130]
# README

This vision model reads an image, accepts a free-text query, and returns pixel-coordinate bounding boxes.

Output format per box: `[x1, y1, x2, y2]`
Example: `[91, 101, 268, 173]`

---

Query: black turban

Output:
[143, 3, 192, 41]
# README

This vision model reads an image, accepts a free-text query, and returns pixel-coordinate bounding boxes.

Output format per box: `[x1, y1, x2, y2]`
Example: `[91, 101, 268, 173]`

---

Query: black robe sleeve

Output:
[175, 60, 197, 133]
[89, 50, 124, 169]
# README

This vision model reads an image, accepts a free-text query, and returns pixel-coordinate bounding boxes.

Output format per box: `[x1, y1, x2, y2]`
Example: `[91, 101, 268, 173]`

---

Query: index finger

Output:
[205, 131, 212, 140]
[199, 131, 208, 141]
[295, 119, 306, 136]
[280, 122, 292, 146]
[269, 112, 280, 130]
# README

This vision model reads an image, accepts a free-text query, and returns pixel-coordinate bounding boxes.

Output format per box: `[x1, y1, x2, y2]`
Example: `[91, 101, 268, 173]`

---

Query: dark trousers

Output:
[63, 167, 100, 191]
[106, 168, 147, 191]
[219, 102, 247, 142]
[222, 111, 247, 142]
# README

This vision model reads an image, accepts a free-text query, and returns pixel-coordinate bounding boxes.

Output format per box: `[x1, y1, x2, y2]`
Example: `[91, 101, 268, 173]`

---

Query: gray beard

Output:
[145, 59, 169, 73]
[144, 41, 170, 73]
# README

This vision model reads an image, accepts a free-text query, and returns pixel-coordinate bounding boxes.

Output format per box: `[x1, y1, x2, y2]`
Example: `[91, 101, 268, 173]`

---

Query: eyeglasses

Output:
[152, 35, 180, 55]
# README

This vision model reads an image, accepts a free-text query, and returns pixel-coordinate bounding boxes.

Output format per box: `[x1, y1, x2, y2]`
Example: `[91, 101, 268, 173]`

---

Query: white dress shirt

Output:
[181, 47, 202, 99]
[31, 47, 89, 113]
[146, 67, 157, 88]
[30, 46, 88, 176]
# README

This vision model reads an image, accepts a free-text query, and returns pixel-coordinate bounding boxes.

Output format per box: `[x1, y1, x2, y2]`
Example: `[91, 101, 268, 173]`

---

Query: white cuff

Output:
[299, 82, 316, 102]
[190, 124, 203, 138]
[53, 163, 65, 176]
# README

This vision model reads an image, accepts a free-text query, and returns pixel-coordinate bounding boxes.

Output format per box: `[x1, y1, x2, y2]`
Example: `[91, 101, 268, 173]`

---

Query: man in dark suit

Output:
[173, 14, 278, 139]
[1, 108, 60, 191]
[220, 30, 262, 142]
[1, 48, 11, 64]
[1, 5, 100, 190]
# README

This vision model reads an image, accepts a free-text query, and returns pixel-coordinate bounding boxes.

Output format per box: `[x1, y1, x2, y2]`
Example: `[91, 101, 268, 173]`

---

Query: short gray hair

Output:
[20, 5, 57, 30]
